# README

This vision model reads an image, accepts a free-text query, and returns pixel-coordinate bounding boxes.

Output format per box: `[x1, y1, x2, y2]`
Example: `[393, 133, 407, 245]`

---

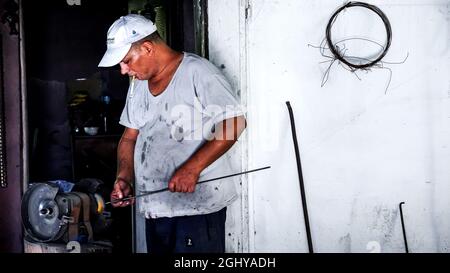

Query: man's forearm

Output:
[184, 116, 246, 173]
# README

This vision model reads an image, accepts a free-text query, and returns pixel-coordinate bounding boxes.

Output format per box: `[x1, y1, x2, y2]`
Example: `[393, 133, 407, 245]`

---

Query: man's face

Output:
[119, 44, 153, 80]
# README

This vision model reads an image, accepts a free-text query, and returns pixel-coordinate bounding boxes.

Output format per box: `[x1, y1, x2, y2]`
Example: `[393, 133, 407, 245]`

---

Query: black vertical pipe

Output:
[286, 101, 313, 253]
[0, 33, 7, 188]
[399, 202, 409, 253]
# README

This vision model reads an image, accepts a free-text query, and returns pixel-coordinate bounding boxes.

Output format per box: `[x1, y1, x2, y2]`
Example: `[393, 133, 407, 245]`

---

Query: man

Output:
[98, 14, 246, 253]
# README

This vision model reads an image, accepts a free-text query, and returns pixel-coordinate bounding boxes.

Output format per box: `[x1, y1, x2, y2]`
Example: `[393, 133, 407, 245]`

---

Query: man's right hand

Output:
[110, 179, 134, 207]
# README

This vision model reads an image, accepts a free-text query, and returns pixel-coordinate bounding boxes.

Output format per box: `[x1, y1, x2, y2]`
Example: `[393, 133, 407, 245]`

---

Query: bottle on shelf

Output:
[100, 95, 111, 134]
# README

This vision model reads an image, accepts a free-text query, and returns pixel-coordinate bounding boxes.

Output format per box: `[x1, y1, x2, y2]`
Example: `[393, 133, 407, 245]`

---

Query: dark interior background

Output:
[21, 0, 202, 252]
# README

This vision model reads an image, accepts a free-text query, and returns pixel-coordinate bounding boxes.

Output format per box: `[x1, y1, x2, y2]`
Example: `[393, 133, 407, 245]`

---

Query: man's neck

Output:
[148, 49, 183, 96]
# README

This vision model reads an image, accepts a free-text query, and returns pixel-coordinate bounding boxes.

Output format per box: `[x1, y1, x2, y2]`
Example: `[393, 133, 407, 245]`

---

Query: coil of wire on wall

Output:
[326, 1, 392, 69]
[309, 1, 408, 94]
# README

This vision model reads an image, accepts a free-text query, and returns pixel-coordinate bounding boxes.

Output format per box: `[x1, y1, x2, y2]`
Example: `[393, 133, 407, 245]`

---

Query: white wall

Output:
[208, 0, 450, 253]
[208, 0, 247, 253]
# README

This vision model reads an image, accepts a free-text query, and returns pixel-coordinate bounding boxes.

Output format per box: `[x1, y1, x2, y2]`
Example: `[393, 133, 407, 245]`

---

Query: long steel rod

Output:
[107, 166, 271, 205]
[286, 101, 314, 253]
[399, 201, 409, 253]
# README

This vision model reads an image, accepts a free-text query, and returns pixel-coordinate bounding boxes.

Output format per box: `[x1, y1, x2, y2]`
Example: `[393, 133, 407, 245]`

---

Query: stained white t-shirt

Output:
[119, 52, 244, 219]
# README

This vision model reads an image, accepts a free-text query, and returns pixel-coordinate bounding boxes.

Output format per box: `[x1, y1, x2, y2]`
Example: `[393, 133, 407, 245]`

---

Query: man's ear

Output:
[140, 41, 154, 56]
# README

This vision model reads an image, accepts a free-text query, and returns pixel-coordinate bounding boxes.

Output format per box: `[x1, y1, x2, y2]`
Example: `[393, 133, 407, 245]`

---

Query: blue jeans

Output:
[145, 207, 227, 253]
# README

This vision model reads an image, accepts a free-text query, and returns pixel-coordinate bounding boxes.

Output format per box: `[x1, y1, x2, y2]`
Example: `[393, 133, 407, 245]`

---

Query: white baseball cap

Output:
[98, 14, 157, 67]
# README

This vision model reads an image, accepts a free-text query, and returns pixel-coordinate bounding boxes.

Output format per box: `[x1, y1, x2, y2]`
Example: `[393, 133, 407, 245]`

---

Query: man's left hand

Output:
[168, 165, 200, 193]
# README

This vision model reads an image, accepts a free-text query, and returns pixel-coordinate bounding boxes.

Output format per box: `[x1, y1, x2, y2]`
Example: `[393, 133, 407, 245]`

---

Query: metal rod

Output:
[106, 166, 271, 205]
[399, 201, 409, 253]
[131, 198, 136, 254]
[286, 101, 314, 253]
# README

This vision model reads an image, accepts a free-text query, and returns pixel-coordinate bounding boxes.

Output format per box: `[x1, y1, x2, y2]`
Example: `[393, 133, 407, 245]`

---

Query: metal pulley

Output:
[21, 183, 66, 242]
[21, 182, 106, 243]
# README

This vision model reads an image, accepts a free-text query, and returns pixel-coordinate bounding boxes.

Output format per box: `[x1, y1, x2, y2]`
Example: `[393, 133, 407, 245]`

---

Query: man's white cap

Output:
[98, 14, 157, 67]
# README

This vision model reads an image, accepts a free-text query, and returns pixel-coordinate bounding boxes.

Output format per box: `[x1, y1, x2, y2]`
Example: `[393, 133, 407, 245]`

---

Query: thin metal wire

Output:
[106, 166, 271, 205]
[308, 2, 409, 94]
[326, 1, 392, 69]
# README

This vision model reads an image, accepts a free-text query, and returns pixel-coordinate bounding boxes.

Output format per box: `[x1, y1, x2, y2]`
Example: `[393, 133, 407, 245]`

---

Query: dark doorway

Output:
[22, 0, 207, 253]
